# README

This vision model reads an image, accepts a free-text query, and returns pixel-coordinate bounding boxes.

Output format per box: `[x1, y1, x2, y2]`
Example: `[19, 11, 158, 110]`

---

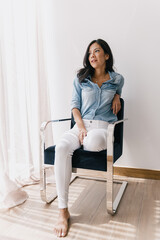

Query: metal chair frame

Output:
[40, 116, 128, 215]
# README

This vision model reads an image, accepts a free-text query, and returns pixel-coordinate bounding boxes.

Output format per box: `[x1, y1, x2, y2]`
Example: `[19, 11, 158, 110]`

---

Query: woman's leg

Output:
[54, 125, 80, 237]
[83, 128, 108, 151]
[54, 120, 108, 237]
[82, 120, 109, 152]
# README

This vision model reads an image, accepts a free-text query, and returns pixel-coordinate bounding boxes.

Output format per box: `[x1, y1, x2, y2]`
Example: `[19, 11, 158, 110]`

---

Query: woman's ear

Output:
[105, 54, 109, 60]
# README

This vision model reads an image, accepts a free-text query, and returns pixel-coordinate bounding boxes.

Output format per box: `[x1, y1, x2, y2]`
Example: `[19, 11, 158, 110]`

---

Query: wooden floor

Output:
[0, 175, 160, 240]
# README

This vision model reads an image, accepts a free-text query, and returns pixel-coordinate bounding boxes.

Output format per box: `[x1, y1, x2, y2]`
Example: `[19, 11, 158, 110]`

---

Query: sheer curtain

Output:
[0, 0, 53, 211]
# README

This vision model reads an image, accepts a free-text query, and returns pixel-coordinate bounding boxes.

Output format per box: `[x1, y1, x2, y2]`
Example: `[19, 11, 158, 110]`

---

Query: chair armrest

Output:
[40, 118, 71, 181]
[108, 118, 128, 140]
[40, 118, 71, 165]
[112, 118, 128, 126]
[40, 118, 71, 132]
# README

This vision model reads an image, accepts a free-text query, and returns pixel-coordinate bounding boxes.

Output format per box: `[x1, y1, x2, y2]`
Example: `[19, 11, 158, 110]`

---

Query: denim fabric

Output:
[71, 71, 124, 123]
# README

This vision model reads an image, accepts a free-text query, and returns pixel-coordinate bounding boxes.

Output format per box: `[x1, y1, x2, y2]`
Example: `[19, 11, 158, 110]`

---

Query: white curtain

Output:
[0, 0, 53, 211]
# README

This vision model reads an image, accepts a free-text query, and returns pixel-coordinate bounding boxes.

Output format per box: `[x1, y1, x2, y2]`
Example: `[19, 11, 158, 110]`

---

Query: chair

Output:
[40, 98, 128, 215]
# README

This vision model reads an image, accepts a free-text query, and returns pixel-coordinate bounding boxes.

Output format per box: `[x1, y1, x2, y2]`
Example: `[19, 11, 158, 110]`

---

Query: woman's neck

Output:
[93, 67, 107, 79]
[93, 70, 107, 80]
[92, 70, 110, 88]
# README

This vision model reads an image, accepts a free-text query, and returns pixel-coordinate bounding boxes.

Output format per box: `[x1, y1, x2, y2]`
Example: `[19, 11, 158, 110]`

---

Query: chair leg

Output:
[40, 167, 57, 203]
[40, 167, 78, 204]
[107, 154, 115, 214]
[106, 155, 127, 215]
[40, 165, 127, 212]
[112, 180, 128, 213]
[72, 167, 127, 215]
[70, 168, 128, 215]
[106, 122, 128, 214]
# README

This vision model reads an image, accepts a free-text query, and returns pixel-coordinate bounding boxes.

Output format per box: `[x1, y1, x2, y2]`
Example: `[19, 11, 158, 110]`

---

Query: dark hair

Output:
[77, 39, 114, 82]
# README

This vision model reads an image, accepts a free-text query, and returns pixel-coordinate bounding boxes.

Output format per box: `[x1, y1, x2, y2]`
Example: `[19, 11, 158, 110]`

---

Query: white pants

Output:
[54, 119, 109, 208]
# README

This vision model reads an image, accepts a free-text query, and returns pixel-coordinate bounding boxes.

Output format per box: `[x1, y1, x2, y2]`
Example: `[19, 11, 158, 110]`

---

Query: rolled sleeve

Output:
[116, 75, 124, 96]
[71, 77, 82, 111]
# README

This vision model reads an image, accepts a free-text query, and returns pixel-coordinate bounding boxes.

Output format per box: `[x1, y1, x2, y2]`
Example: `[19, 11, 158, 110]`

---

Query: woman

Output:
[54, 39, 124, 237]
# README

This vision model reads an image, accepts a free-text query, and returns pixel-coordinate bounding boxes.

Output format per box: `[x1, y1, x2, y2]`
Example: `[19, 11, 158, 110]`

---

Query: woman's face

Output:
[88, 42, 109, 70]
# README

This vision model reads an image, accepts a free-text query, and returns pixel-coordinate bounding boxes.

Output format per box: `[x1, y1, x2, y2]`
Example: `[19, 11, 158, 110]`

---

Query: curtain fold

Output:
[0, 0, 53, 211]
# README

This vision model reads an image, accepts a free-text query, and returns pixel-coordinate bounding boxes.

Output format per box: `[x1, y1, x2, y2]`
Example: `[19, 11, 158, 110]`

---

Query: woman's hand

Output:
[111, 94, 121, 115]
[72, 108, 87, 145]
[79, 128, 87, 145]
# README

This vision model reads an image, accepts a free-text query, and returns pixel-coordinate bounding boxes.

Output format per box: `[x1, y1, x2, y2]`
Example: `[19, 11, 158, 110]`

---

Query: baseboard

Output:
[114, 167, 160, 180]
[74, 167, 160, 180]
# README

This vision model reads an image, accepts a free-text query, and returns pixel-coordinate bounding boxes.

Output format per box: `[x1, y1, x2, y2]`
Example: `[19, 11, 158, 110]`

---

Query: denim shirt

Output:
[71, 71, 124, 123]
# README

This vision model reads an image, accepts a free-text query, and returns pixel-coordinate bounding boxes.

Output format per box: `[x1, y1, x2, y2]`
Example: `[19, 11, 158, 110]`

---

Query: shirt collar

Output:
[84, 72, 114, 83]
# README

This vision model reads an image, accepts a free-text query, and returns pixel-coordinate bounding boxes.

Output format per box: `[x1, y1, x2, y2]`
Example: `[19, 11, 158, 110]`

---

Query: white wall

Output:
[42, 0, 160, 170]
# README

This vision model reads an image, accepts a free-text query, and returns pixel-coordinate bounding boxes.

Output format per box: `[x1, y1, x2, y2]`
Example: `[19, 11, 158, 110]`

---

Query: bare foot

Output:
[54, 208, 70, 237]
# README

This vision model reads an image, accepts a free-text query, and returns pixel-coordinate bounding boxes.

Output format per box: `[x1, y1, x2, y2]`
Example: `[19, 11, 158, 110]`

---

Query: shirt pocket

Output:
[101, 88, 116, 105]
[107, 83, 117, 90]
[81, 83, 95, 96]
[81, 82, 93, 91]
[81, 85, 95, 106]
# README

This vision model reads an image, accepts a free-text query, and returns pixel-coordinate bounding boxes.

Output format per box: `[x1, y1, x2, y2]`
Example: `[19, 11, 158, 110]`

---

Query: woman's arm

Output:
[111, 74, 124, 115]
[71, 78, 87, 144]
[111, 94, 121, 115]
[72, 108, 87, 145]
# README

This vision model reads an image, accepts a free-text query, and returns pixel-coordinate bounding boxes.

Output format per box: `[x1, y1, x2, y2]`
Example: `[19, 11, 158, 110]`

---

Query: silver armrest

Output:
[40, 117, 71, 168]
[40, 118, 71, 132]
[107, 118, 128, 147]
[108, 118, 128, 129]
